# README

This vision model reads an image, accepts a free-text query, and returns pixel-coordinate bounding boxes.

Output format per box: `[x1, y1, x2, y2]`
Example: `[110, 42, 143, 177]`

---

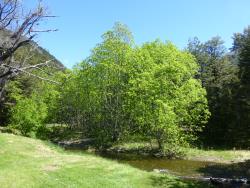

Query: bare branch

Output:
[1, 62, 60, 84]
[18, 69, 60, 84]
[30, 29, 58, 33]
[21, 60, 53, 70]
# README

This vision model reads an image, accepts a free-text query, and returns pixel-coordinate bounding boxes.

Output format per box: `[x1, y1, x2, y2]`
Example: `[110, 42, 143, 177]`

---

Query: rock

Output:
[153, 153, 164, 158]
[153, 168, 169, 173]
[247, 169, 250, 176]
[57, 138, 95, 149]
[210, 177, 250, 188]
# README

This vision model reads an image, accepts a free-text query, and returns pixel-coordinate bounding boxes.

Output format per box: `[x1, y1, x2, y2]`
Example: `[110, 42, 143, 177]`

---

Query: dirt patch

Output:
[187, 156, 228, 163]
[35, 144, 57, 157]
[43, 164, 60, 172]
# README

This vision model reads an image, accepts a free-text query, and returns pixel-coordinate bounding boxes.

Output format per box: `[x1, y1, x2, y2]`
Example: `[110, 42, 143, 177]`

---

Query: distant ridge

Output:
[0, 29, 65, 69]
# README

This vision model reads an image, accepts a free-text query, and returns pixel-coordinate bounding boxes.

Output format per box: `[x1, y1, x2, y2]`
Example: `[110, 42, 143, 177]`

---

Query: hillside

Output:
[0, 133, 210, 188]
[0, 29, 64, 69]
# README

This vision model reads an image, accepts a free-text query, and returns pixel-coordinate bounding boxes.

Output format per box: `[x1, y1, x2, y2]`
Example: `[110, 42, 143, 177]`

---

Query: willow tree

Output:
[90, 23, 134, 143]
[127, 41, 210, 154]
[57, 23, 134, 147]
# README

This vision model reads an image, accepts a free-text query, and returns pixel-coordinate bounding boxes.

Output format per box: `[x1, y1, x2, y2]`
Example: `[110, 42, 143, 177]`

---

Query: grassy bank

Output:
[110, 142, 250, 163]
[0, 133, 211, 188]
[184, 148, 250, 163]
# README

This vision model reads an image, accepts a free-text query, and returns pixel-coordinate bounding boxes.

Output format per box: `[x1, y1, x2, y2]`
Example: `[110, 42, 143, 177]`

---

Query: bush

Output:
[10, 95, 47, 136]
[0, 126, 21, 135]
[36, 124, 69, 141]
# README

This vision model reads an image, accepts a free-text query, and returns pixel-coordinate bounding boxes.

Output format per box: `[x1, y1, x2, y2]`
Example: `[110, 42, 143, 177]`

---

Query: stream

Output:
[99, 152, 248, 178]
[65, 144, 250, 187]
[66, 147, 250, 179]
[99, 152, 223, 177]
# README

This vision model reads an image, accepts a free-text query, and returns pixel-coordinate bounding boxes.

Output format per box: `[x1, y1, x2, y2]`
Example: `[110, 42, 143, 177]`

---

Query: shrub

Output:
[10, 95, 48, 136]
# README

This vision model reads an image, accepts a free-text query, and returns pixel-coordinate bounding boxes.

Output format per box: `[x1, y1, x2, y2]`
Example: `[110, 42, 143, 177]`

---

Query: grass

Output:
[184, 147, 250, 163]
[0, 133, 211, 188]
[110, 141, 250, 163]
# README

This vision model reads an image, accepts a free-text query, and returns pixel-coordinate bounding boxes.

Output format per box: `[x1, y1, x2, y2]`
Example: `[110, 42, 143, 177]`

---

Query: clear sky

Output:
[25, 0, 250, 68]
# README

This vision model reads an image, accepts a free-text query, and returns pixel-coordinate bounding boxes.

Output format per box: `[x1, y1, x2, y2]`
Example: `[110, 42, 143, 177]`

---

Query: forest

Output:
[1, 0, 250, 187]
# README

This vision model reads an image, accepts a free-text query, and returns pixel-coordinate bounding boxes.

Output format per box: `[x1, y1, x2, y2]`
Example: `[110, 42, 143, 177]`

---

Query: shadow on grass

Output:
[197, 160, 250, 179]
[150, 175, 213, 188]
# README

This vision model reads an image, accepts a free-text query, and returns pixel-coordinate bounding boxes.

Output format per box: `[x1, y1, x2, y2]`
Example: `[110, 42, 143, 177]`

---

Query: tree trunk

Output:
[157, 139, 163, 151]
[0, 78, 7, 102]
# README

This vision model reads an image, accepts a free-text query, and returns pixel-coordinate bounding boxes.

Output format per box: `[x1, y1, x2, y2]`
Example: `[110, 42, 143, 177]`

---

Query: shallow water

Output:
[68, 148, 250, 179]
[99, 152, 220, 177]
[99, 152, 250, 180]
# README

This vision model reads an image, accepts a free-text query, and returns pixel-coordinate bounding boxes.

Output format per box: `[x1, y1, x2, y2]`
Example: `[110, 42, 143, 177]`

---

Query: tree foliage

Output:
[10, 93, 47, 136]
[56, 23, 209, 154]
[127, 41, 209, 153]
[5, 71, 61, 135]
[187, 37, 239, 146]
[229, 26, 250, 147]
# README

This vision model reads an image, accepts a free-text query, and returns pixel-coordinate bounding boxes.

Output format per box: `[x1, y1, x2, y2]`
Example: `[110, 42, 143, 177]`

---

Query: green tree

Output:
[57, 23, 134, 147]
[6, 70, 63, 137]
[9, 87, 48, 136]
[230, 26, 250, 147]
[187, 37, 238, 146]
[128, 41, 209, 154]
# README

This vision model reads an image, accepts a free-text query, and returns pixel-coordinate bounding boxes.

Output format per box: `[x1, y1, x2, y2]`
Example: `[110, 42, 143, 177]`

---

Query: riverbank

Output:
[184, 148, 250, 163]
[0, 133, 211, 188]
[109, 142, 250, 163]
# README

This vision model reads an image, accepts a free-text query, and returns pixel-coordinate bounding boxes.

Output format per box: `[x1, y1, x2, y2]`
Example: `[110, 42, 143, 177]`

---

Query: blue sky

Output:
[25, 0, 250, 68]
